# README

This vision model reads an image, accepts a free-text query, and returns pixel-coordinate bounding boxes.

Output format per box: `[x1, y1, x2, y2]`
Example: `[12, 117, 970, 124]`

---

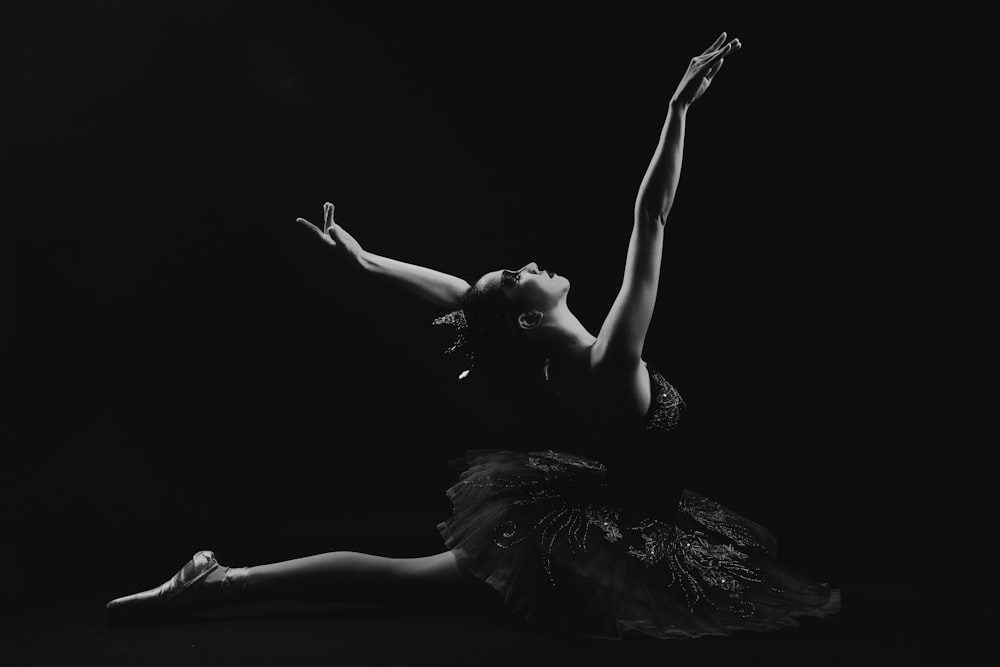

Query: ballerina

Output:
[106, 32, 840, 639]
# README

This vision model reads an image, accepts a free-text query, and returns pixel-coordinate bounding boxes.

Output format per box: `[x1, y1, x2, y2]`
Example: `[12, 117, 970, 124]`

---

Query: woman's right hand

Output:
[296, 202, 367, 269]
[670, 32, 741, 108]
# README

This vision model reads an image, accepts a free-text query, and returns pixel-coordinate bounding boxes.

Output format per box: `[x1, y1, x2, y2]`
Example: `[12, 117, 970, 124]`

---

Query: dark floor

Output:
[0, 589, 942, 667]
[1, 517, 969, 667]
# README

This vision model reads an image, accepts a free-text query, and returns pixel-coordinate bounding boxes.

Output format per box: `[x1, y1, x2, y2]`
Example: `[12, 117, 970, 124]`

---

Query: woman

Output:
[106, 33, 840, 639]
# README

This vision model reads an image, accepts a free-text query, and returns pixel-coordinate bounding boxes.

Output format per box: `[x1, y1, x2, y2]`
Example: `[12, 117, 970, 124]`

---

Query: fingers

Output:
[701, 32, 727, 55]
[703, 38, 741, 66]
[322, 201, 335, 234]
[704, 57, 724, 81]
[296, 217, 322, 234]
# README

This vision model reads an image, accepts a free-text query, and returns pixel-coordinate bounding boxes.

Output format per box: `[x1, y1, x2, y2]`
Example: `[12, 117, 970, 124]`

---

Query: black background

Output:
[3, 0, 956, 625]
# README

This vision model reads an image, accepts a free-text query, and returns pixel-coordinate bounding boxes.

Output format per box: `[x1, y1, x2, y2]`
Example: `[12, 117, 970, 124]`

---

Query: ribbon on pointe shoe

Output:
[220, 566, 250, 604]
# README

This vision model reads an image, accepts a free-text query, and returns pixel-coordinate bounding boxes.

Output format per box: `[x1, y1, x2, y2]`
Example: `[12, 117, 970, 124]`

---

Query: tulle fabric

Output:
[437, 448, 840, 640]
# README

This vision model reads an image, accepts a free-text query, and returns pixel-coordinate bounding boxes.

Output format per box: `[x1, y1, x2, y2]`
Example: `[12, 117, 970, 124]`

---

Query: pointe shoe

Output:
[106, 550, 231, 621]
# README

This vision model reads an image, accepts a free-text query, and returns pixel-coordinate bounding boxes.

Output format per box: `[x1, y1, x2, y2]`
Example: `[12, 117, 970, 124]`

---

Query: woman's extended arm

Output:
[594, 33, 740, 366]
[360, 252, 470, 310]
[297, 202, 470, 310]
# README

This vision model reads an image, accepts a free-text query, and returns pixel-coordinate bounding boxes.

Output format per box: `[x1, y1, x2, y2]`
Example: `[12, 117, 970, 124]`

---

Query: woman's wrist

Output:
[357, 250, 376, 272]
[668, 97, 690, 113]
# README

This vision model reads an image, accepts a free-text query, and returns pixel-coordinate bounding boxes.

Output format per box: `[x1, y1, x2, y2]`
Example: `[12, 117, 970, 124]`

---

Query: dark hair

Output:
[457, 276, 549, 395]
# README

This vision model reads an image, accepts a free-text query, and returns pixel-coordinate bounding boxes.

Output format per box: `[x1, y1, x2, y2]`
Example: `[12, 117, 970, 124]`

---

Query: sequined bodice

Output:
[643, 369, 684, 431]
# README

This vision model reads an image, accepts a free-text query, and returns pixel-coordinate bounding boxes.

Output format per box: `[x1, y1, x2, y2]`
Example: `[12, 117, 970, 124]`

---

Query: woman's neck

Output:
[539, 303, 597, 363]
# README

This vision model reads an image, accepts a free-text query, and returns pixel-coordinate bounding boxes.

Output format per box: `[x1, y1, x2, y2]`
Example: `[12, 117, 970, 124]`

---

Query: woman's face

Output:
[481, 262, 570, 311]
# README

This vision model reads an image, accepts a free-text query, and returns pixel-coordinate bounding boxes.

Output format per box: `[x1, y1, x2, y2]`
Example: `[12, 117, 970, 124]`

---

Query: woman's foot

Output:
[106, 550, 247, 622]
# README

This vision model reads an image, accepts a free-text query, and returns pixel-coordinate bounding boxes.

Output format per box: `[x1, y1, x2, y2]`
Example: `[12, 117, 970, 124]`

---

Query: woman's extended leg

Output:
[240, 550, 498, 610]
[106, 549, 500, 619]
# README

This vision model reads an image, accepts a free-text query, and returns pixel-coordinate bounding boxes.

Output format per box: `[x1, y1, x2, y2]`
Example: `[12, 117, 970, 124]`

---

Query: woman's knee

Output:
[392, 552, 463, 585]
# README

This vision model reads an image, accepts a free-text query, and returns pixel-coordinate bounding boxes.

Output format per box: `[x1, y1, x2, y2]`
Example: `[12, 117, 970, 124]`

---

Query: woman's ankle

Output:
[220, 566, 250, 604]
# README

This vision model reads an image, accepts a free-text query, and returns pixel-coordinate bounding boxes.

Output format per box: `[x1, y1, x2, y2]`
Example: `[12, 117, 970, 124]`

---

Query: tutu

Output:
[436, 371, 841, 640]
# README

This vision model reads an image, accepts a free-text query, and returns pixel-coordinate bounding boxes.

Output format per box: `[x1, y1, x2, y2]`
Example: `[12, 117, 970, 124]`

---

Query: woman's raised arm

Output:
[297, 202, 471, 310]
[593, 33, 740, 368]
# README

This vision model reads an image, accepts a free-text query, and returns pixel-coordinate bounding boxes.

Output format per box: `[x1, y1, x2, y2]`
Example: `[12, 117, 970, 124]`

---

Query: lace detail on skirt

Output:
[624, 520, 762, 617]
[438, 449, 840, 640]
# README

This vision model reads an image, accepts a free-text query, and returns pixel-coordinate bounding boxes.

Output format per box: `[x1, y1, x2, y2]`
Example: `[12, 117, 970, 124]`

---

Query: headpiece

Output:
[432, 309, 474, 379]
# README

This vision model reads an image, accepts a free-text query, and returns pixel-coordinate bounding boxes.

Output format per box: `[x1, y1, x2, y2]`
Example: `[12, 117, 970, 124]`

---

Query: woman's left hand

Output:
[296, 202, 367, 269]
[670, 32, 741, 108]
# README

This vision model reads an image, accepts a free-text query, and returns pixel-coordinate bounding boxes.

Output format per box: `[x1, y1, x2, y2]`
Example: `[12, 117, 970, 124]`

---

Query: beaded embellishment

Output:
[645, 370, 684, 431]
[625, 520, 763, 616]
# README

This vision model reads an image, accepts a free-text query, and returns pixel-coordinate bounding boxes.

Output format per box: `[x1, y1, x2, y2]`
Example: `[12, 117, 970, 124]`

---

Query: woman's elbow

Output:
[634, 204, 671, 229]
[446, 282, 471, 309]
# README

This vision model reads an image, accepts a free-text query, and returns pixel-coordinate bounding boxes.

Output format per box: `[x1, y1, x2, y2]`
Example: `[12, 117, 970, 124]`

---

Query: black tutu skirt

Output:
[437, 448, 841, 640]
